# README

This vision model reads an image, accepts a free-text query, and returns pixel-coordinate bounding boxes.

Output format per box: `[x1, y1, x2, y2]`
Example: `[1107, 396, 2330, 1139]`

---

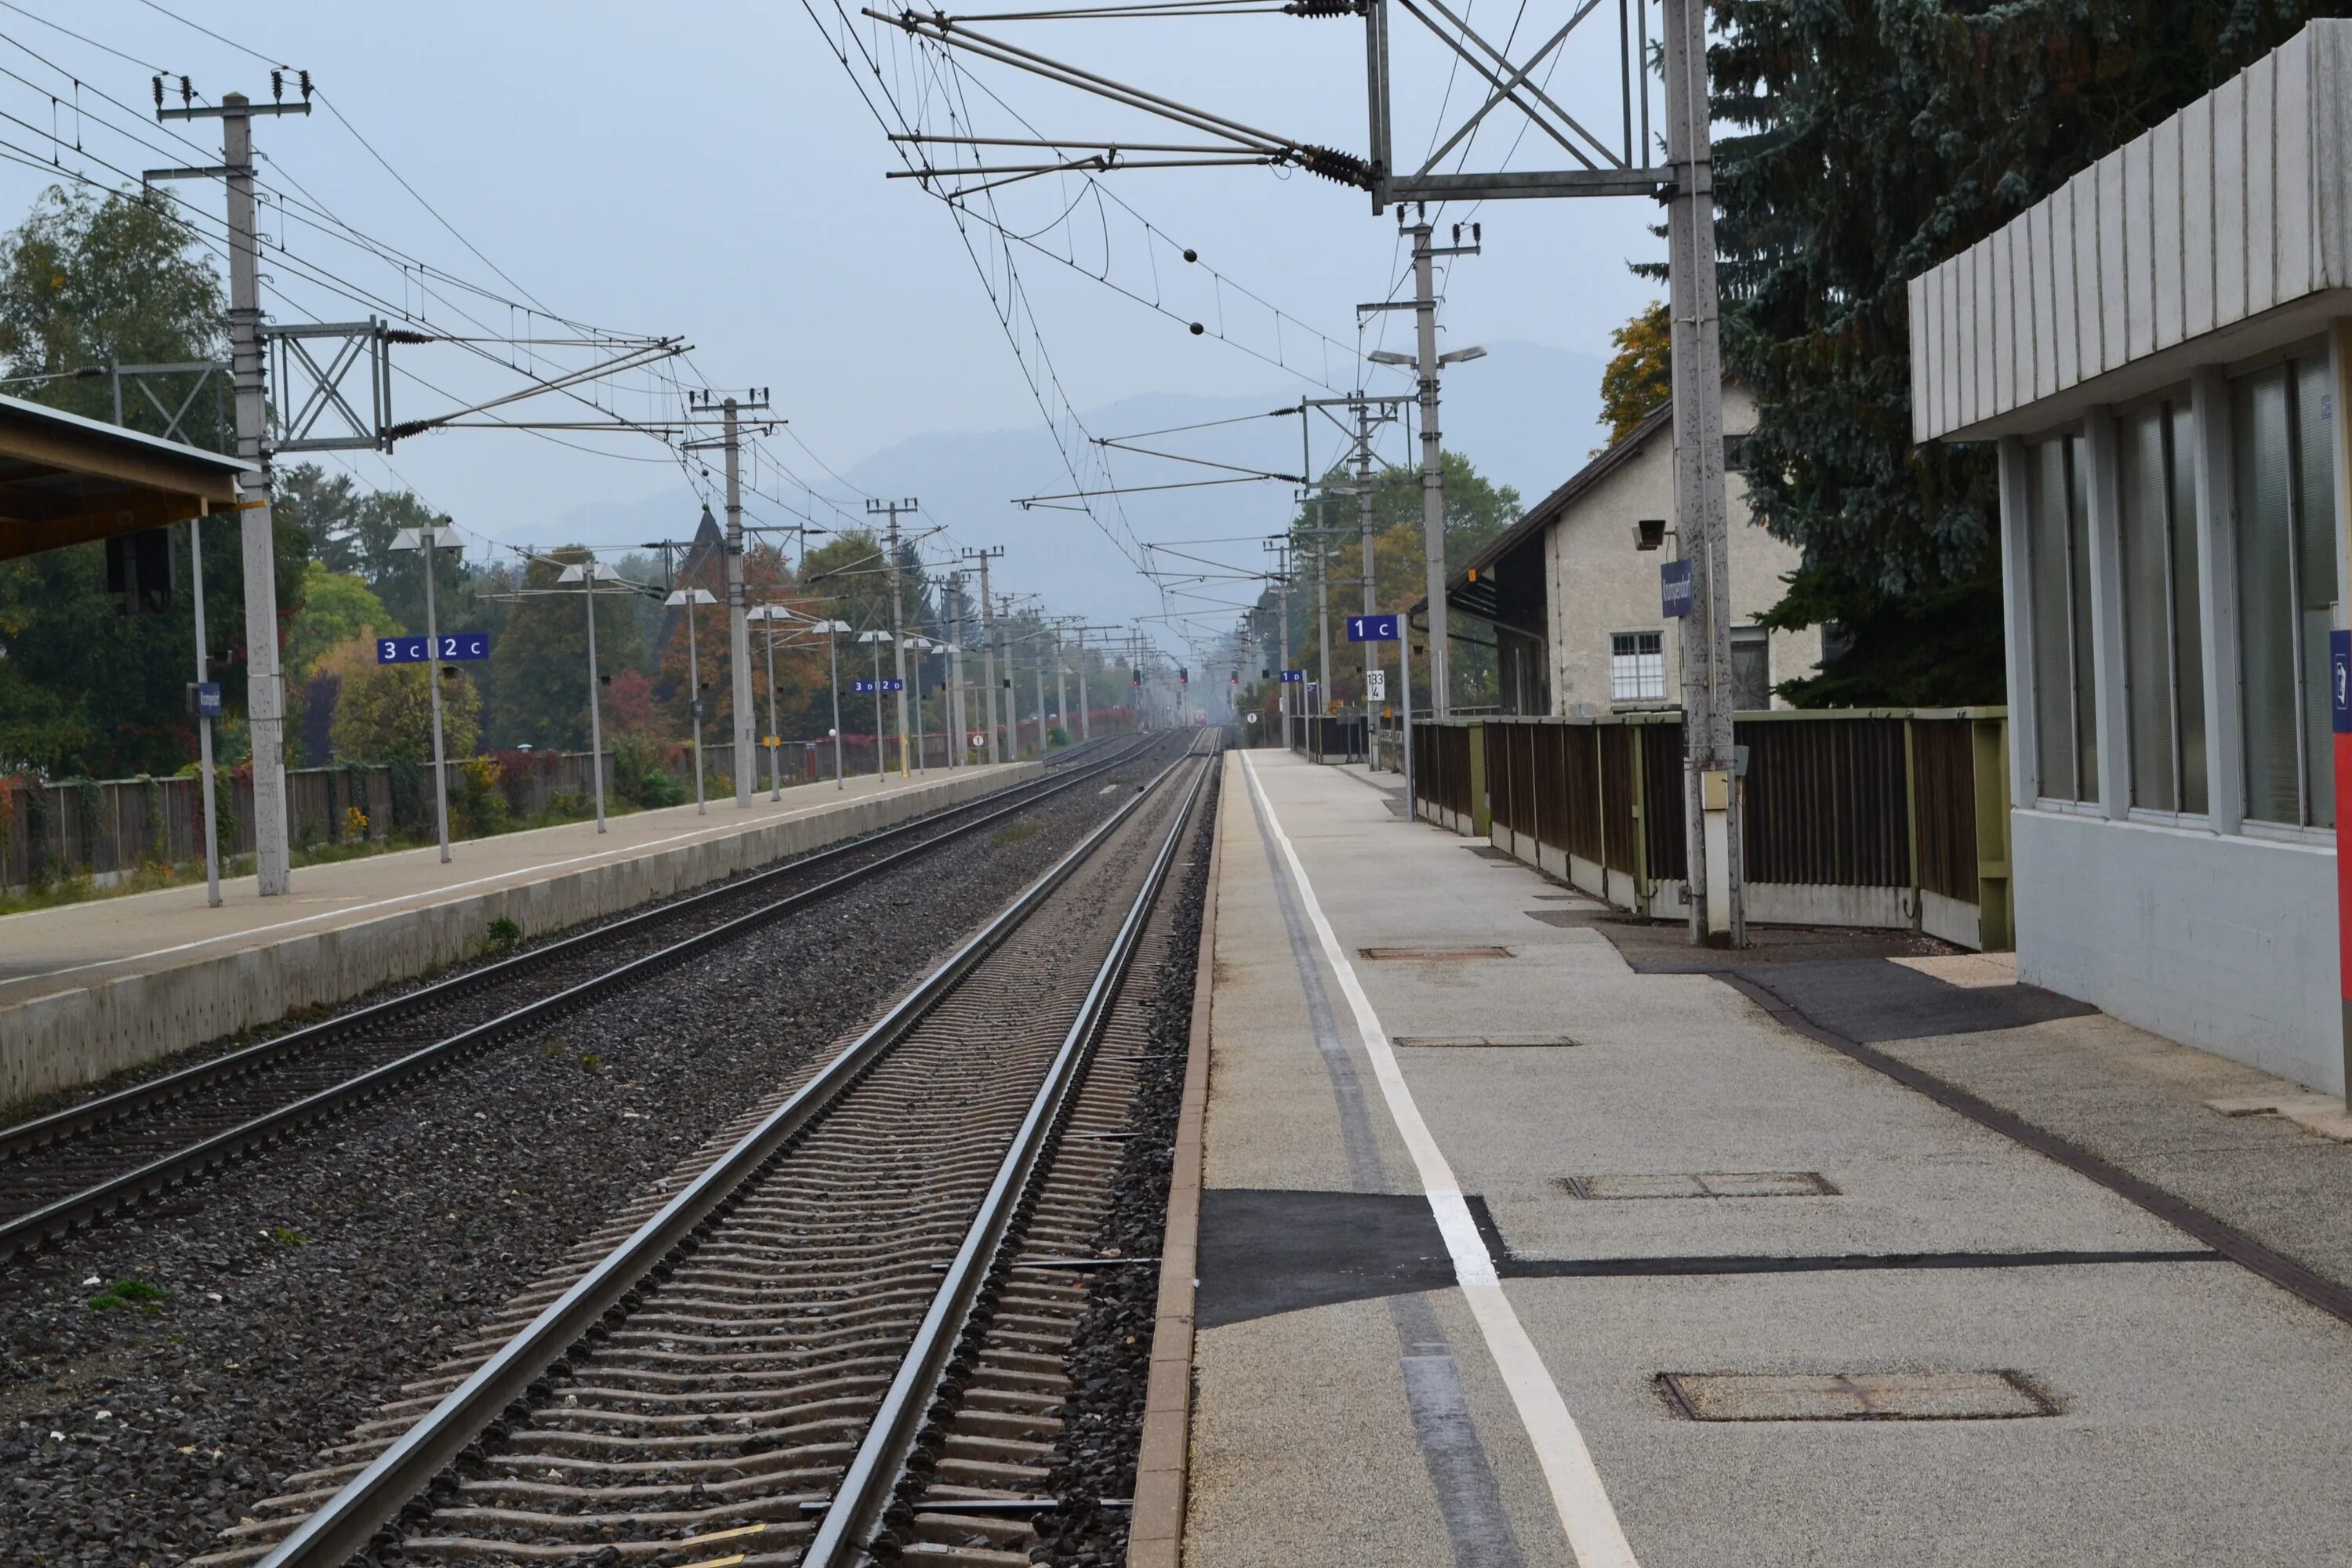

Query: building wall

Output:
[1910, 20, 2352, 444]
[1543, 385, 1820, 715]
[2014, 808, 2342, 1092]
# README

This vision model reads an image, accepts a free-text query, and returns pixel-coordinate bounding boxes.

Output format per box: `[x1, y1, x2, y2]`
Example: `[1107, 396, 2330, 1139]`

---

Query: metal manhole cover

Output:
[1560, 1172, 1838, 1200]
[1465, 844, 1515, 861]
[1359, 946, 1513, 961]
[1658, 1370, 2056, 1422]
[1396, 1034, 1581, 1048]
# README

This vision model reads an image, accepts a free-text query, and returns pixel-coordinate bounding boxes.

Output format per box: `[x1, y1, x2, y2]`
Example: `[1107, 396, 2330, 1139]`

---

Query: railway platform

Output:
[0, 760, 1038, 1110]
[1158, 748, 2352, 1566]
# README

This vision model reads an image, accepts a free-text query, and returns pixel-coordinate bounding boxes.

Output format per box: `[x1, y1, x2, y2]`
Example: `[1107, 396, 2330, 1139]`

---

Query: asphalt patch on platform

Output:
[1733, 959, 2095, 1042]
[1196, 1188, 1456, 1328]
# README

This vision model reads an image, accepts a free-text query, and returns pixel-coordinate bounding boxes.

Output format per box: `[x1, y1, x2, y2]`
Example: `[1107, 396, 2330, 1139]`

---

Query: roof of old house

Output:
[1414, 401, 1675, 632]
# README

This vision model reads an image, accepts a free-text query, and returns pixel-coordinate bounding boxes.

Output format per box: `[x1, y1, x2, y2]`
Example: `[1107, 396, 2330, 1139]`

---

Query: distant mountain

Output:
[524, 338, 1606, 640]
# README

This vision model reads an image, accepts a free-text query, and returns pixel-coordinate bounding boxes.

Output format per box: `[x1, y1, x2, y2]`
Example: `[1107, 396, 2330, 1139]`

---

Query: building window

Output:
[2117, 397, 2206, 814]
[2026, 433, 2097, 803]
[1730, 626, 1770, 711]
[1610, 630, 1665, 702]
[2232, 350, 2337, 829]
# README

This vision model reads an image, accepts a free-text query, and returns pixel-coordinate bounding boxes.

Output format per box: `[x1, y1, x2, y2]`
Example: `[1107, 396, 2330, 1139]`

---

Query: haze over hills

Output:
[520, 339, 1606, 643]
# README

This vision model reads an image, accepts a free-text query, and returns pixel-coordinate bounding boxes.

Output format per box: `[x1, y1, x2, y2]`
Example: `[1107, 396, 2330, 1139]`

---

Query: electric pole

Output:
[1663, 0, 1744, 946]
[1356, 398, 1378, 738]
[154, 78, 311, 897]
[688, 388, 772, 809]
[962, 546, 1004, 764]
[947, 570, 967, 768]
[1051, 622, 1069, 750]
[867, 499, 918, 776]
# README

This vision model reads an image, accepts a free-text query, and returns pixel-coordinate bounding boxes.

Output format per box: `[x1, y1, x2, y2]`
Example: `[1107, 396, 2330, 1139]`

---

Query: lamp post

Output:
[809, 619, 850, 789]
[902, 637, 942, 774]
[747, 604, 797, 801]
[665, 586, 718, 815]
[390, 521, 466, 863]
[858, 629, 895, 782]
[557, 558, 623, 833]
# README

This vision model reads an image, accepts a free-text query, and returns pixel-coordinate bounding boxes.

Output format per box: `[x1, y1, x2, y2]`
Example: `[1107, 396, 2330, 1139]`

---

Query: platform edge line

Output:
[1239, 752, 1639, 1568]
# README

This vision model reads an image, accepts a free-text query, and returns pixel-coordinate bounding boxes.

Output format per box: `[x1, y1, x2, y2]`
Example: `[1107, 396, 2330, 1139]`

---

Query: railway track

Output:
[208, 733, 1217, 1567]
[0, 735, 1161, 1262]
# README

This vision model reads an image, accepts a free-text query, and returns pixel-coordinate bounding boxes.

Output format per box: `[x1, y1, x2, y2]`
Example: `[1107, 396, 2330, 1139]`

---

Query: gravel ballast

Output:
[1030, 771, 1213, 1567]
[0, 742, 1178, 1568]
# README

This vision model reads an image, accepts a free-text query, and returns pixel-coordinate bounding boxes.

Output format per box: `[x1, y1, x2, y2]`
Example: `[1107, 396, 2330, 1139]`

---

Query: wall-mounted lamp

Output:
[1634, 517, 1668, 551]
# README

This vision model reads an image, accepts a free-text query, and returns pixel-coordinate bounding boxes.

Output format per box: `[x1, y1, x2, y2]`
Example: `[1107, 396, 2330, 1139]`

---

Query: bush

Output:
[453, 755, 510, 836]
[613, 732, 686, 809]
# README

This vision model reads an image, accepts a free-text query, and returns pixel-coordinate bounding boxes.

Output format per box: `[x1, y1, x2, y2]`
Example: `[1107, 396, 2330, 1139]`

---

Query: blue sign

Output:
[1347, 614, 1400, 643]
[379, 633, 490, 663]
[2333, 630, 2350, 735]
[1660, 560, 1694, 619]
[1279, 669, 1305, 684]
[881, 678, 906, 692]
[852, 679, 880, 693]
[194, 681, 223, 719]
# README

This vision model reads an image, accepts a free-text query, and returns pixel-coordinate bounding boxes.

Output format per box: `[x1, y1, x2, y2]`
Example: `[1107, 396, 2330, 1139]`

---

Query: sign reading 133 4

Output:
[378, 633, 491, 664]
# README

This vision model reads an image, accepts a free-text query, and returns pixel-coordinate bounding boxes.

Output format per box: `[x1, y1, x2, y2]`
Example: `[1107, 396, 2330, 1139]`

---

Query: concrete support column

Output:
[1996, 436, 2038, 806]
[2190, 365, 2246, 834]
[2082, 406, 2132, 818]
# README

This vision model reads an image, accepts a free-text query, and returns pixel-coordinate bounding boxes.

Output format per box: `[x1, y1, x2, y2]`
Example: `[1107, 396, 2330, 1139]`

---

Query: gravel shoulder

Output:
[0, 744, 1176, 1568]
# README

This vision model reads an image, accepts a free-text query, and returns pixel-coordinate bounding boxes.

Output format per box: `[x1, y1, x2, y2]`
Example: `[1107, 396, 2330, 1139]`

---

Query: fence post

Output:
[1902, 717, 1923, 931]
[1467, 720, 1490, 838]
[1971, 713, 2014, 951]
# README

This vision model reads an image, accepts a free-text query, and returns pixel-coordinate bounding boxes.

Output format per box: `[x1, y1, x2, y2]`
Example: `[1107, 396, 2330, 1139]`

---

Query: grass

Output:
[990, 821, 1044, 847]
[86, 1278, 169, 1313]
[482, 916, 523, 956]
[267, 1226, 307, 1247]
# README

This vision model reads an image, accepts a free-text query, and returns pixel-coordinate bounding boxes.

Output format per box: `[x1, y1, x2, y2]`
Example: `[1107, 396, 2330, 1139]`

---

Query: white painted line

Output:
[2, 771, 966, 987]
[1240, 752, 1639, 1568]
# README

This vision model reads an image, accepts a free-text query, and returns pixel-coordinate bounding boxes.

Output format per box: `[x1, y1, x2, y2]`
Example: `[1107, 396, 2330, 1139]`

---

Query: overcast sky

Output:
[2, 0, 1666, 648]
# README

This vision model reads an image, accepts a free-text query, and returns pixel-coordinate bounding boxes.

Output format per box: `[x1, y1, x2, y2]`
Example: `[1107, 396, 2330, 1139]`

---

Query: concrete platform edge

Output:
[0, 765, 1042, 1110]
[1127, 753, 1221, 1568]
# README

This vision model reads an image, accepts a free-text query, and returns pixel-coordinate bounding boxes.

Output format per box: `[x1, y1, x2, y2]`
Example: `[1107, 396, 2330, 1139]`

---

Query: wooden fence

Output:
[1411, 710, 2011, 950]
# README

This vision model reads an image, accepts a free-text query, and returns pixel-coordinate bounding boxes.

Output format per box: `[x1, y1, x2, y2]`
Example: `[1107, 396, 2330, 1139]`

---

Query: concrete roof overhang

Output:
[0, 390, 256, 564]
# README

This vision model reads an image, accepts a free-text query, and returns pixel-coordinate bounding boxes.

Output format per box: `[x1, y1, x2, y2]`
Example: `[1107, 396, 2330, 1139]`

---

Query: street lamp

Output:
[808, 619, 851, 789]
[665, 586, 718, 815]
[390, 521, 466, 863]
[747, 604, 797, 801]
[902, 636, 943, 774]
[857, 629, 895, 783]
[557, 559, 622, 833]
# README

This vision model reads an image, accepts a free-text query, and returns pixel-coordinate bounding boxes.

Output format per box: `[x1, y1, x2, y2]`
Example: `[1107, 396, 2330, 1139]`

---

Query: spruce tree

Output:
[1709, 0, 2344, 704]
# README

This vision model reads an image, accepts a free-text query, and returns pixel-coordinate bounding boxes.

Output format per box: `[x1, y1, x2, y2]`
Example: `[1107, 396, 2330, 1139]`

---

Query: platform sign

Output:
[881, 678, 906, 691]
[1660, 560, 1694, 619]
[1279, 669, 1305, 683]
[378, 633, 490, 663]
[1347, 614, 1399, 642]
[2333, 630, 2350, 734]
[852, 678, 879, 693]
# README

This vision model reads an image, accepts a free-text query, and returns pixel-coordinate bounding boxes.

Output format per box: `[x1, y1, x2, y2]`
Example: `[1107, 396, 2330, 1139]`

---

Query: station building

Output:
[1909, 20, 2352, 1092]
[1442, 381, 1819, 717]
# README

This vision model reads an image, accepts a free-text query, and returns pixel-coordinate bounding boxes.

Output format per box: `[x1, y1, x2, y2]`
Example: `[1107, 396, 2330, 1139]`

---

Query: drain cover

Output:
[1659, 1370, 2055, 1421]
[1359, 946, 1512, 961]
[1560, 1172, 1837, 1200]
[1397, 1034, 1581, 1048]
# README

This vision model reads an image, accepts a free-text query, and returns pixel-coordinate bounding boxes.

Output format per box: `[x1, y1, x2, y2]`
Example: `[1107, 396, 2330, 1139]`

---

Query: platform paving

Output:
[0, 761, 1036, 1109]
[1184, 749, 2352, 1566]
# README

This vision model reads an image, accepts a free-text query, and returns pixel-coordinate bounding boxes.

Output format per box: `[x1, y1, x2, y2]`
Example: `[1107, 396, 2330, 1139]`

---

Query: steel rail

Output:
[0, 734, 1135, 1168]
[0, 736, 1162, 1261]
[256, 744, 1203, 1568]
[805, 746, 1214, 1563]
